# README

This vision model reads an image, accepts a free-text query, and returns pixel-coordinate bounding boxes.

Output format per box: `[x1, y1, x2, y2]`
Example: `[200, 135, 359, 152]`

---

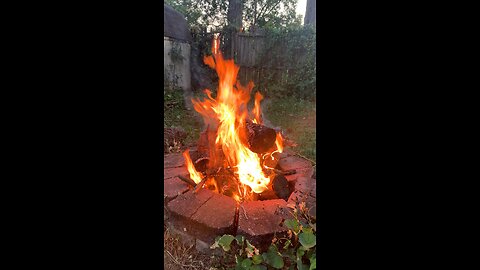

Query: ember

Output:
[184, 35, 290, 202]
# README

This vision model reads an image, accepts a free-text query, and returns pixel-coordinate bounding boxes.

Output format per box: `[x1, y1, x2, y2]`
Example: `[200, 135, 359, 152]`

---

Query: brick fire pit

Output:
[164, 148, 316, 254]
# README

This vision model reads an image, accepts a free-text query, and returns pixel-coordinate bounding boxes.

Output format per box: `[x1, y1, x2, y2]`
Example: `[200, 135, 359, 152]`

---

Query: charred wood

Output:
[177, 175, 196, 187]
[272, 173, 291, 200]
[194, 157, 210, 173]
[245, 121, 277, 154]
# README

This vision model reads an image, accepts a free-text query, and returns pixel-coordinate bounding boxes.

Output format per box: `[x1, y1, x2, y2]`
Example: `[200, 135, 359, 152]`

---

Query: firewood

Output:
[245, 120, 277, 154]
[193, 177, 208, 193]
[194, 157, 210, 173]
[258, 188, 279, 200]
[177, 175, 196, 187]
[272, 173, 291, 200]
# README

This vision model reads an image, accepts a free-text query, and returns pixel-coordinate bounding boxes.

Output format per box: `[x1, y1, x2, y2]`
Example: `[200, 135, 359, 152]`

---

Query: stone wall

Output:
[164, 36, 191, 94]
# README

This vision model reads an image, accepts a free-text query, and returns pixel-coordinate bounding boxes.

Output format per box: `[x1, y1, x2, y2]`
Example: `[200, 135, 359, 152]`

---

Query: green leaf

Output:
[284, 219, 300, 234]
[265, 245, 284, 269]
[261, 252, 268, 262]
[306, 248, 316, 259]
[241, 258, 252, 269]
[252, 254, 263, 265]
[300, 224, 311, 233]
[235, 255, 242, 264]
[297, 246, 306, 259]
[299, 231, 316, 249]
[236, 235, 245, 245]
[218, 234, 235, 251]
[296, 259, 309, 270]
[249, 265, 267, 270]
[309, 254, 316, 270]
[245, 240, 255, 256]
[283, 239, 291, 249]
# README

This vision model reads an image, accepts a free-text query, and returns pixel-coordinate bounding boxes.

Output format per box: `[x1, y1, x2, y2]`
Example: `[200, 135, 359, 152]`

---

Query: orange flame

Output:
[252, 92, 263, 124]
[191, 38, 271, 194]
[182, 150, 203, 184]
[275, 132, 284, 153]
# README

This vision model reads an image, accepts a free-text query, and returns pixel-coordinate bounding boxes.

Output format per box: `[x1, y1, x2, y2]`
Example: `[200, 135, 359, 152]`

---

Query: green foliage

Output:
[284, 218, 300, 235]
[210, 203, 316, 269]
[218, 234, 236, 251]
[243, 0, 300, 29]
[165, 0, 301, 31]
[165, 0, 228, 29]
[256, 25, 316, 100]
[298, 229, 316, 249]
[264, 245, 284, 269]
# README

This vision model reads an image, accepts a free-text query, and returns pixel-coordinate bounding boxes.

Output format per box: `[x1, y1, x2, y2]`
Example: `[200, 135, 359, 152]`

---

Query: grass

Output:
[164, 224, 236, 270]
[164, 88, 202, 147]
[263, 97, 316, 162]
[164, 225, 210, 270]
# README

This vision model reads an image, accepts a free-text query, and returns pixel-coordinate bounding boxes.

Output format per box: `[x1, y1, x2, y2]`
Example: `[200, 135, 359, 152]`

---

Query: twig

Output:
[165, 250, 199, 269]
[241, 205, 248, 220]
[193, 177, 208, 193]
[177, 175, 196, 187]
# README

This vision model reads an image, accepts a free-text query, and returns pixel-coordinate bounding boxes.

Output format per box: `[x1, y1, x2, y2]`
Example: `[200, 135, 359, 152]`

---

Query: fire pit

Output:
[164, 37, 316, 253]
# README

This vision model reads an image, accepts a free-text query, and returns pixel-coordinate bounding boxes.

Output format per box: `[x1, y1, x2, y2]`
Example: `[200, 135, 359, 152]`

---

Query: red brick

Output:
[294, 177, 316, 195]
[278, 155, 312, 171]
[288, 190, 316, 219]
[237, 199, 291, 251]
[285, 167, 315, 183]
[164, 153, 185, 168]
[167, 189, 215, 219]
[164, 177, 190, 202]
[164, 166, 189, 180]
[190, 193, 237, 242]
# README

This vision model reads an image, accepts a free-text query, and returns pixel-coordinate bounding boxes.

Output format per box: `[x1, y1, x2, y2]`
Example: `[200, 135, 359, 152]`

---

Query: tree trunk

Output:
[304, 0, 316, 26]
[226, 0, 243, 59]
[227, 0, 243, 30]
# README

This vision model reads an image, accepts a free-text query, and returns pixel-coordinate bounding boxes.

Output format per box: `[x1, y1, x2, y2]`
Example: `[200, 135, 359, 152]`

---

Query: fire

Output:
[188, 35, 284, 198]
[275, 132, 283, 153]
[252, 92, 263, 124]
[182, 150, 203, 184]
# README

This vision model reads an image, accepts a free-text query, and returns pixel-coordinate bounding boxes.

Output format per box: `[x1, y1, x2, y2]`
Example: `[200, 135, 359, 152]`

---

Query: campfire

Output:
[178, 36, 294, 203]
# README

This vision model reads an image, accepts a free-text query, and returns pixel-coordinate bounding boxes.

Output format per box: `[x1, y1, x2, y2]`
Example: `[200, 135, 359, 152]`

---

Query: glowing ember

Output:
[188, 35, 284, 200]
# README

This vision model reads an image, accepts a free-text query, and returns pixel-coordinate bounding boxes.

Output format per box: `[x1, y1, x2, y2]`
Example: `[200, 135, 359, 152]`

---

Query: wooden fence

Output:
[192, 30, 302, 89]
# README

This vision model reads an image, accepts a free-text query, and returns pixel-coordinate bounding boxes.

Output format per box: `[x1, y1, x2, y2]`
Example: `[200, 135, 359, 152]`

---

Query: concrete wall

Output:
[164, 36, 191, 92]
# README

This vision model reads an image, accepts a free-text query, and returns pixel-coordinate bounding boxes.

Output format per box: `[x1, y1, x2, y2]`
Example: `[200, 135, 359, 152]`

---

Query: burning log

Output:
[194, 157, 210, 173]
[245, 120, 277, 154]
[177, 175, 197, 187]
